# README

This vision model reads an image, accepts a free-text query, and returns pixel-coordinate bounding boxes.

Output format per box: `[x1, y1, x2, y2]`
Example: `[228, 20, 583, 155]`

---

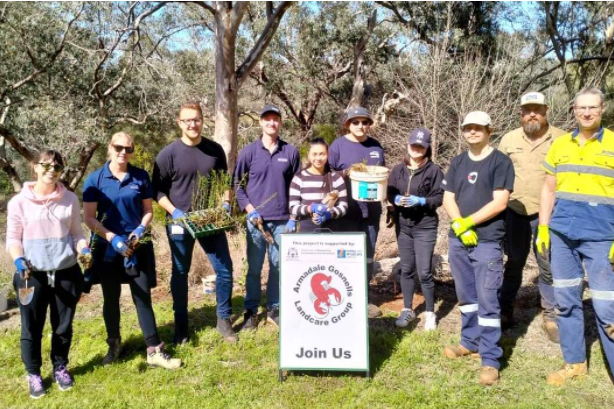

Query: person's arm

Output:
[289, 175, 309, 217]
[151, 156, 179, 216]
[467, 188, 511, 225]
[83, 202, 116, 242]
[443, 191, 462, 219]
[539, 174, 557, 226]
[331, 173, 348, 218]
[6, 199, 25, 260]
[424, 167, 444, 209]
[69, 195, 88, 252]
[233, 149, 255, 214]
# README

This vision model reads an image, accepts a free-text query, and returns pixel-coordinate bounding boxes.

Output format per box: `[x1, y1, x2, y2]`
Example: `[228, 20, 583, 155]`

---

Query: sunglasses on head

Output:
[351, 120, 371, 126]
[38, 163, 64, 172]
[112, 144, 134, 154]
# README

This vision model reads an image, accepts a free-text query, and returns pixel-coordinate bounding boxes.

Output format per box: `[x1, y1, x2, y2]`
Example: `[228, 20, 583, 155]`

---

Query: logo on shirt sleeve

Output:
[370, 151, 380, 159]
[442, 179, 447, 185]
[278, 158, 288, 162]
[468, 172, 478, 184]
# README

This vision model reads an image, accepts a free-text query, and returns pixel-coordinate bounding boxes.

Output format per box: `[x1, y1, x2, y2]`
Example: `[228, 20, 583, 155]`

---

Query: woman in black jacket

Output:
[387, 128, 444, 330]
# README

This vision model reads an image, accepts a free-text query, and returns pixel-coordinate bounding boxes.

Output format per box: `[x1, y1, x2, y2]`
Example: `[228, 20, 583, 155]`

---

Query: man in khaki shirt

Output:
[497, 92, 566, 342]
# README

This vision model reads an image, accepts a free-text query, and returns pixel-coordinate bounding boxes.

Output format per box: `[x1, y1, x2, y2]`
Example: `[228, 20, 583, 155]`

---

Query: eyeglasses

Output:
[179, 119, 202, 125]
[574, 106, 602, 114]
[38, 163, 64, 172]
[112, 144, 134, 154]
[351, 120, 371, 126]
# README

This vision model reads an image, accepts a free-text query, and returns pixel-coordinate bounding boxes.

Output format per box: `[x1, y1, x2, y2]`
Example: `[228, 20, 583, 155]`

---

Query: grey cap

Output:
[260, 104, 282, 118]
[344, 107, 373, 126]
[408, 128, 431, 148]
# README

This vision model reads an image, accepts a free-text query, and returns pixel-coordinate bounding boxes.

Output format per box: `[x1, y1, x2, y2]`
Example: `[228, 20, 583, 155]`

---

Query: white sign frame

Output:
[279, 232, 369, 377]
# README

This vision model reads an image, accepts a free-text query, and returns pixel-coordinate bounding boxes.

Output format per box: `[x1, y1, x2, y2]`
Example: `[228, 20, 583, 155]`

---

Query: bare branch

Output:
[0, 124, 37, 162]
[191, 1, 215, 15]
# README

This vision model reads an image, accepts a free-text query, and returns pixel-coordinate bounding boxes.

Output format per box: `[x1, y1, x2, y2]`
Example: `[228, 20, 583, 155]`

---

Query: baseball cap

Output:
[520, 92, 547, 106]
[461, 111, 492, 127]
[408, 128, 431, 148]
[344, 107, 373, 126]
[260, 104, 281, 118]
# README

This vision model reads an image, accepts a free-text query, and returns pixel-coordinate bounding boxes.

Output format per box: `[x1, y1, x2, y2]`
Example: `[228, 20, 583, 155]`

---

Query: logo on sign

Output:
[468, 171, 478, 184]
[337, 250, 346, 258]
[310, 273, 343, 317]
[287, 247, 298, 259]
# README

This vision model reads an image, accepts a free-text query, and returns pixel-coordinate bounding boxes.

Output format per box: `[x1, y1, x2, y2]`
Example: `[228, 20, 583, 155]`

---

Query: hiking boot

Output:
[542, 320, 560, 344]
[546, 361, 587, 386]
[424, 311, 437, 331]
[53, 365, 74, 391]
[395, 308, 416, 327]
[146, 343, 182, 370]
[444, 344, 479, 359]
[241, 310, 259, 332]
[267, 307, 279, 328]
[368, 303, 382, 318]
[479, 366, 500, 385]
[26, 374, 46, 399]
[102, 338, 122, 365]
[217, 318, 238, 343]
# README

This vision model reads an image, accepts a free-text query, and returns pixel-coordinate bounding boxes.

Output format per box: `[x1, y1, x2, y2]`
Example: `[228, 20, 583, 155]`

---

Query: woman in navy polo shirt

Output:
[83, 132, 180, 370]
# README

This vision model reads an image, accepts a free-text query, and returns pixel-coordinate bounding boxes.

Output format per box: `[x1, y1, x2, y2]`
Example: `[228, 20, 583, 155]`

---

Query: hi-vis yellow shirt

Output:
[542, 127, 614, 241]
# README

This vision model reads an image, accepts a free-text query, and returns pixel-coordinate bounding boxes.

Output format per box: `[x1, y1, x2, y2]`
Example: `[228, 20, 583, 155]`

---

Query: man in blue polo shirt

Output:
[233, 104, 301, 330]
[152, 102, 236, 344]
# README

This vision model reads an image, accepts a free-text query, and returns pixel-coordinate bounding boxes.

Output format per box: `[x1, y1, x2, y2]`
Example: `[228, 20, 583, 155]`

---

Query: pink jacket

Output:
[6, 182, 86, 271]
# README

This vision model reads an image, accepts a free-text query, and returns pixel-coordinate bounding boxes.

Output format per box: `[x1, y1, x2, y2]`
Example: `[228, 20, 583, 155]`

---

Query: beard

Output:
[523, 120, 543, 135]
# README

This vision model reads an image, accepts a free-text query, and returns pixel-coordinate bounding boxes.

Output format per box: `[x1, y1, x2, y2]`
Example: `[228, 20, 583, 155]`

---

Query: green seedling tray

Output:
[181, 211, 236, 239]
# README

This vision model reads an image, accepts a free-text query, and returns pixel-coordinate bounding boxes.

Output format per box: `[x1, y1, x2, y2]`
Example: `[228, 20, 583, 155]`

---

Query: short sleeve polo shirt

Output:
[83, 162, 152, 236]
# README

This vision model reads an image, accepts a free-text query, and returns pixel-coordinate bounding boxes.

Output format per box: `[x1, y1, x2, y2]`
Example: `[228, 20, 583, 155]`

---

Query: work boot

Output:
[26, 374, 46, 399]
[444, 344, 479, 359]
[216, 318, 238, 343]
[546, 361, 587, 386]
[542, 319, 560, 344]
[241, 310, 259, 332]
[53, 365, 74, 391]
[146, 343, 182, 370]
[479, 366, 500, 385]
[267, 307, 280, 328]
[102, 338, 122, 366]
[368, 303, 382, 318]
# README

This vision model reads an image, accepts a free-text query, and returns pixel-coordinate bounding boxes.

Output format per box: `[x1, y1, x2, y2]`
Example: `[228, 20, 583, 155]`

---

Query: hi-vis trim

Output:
[478, 317, 501, 327]
[555, 192, 614, 205]
[459, 304, 479, 313]
[590, 289, 614, 301]
[557, 164, 614, 179]
[542, 161, 555, 174]
[553, 278, 583, 288]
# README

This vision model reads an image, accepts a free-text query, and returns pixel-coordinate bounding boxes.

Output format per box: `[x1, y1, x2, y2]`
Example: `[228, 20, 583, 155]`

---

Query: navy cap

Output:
[408, 128, 431, 148]
[344, 107, 373, 127]
[260, 104, 282, 118]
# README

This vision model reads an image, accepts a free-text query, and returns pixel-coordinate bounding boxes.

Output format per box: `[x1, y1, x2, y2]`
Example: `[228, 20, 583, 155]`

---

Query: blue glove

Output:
[247, 209, 262, 226]
[310, 203, 327, 214]
[285, 219, 297, 233]
[110, 235, 129, 256]
[14, 257, 28, 272]
[131, 224, 146, 240]
[222, 202, 232, 215]
[394, 195, 410, 207]
[172, 209, 185, 220]
[314, 210, 332, 225]
[408, 196, 426, 207]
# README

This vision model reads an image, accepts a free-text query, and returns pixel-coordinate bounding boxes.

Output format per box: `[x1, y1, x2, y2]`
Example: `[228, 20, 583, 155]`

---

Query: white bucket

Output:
[349, 166, 390, 202]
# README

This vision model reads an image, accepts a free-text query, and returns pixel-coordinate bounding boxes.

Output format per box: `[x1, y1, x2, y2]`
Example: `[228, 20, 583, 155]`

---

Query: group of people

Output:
[5, 87, 613, 398]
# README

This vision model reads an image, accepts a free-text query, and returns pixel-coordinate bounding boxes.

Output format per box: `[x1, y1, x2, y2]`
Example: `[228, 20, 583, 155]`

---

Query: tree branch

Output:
[191, 0, 215, 15]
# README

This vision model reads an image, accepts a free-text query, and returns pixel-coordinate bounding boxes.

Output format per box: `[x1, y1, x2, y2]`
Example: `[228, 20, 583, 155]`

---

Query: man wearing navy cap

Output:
[234, 104, 301, 330]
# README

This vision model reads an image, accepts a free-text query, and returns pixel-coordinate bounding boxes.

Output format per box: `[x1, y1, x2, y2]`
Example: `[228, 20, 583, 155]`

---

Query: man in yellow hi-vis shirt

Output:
[538, 87, 614, 386]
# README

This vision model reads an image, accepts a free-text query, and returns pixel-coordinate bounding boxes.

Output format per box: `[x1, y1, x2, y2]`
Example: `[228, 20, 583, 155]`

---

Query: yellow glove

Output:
[451, 216, 475, 237]
[609, 242, 614, 267]
[459, 230, 478, 247]
[535, 225, 550, 262]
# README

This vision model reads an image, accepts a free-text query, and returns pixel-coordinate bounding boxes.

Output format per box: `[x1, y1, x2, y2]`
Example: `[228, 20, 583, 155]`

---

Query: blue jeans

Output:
[551, 231, 614, 368]
[244, 220, 285, 313]
[449, 239, 504, 369]
[166, 225, 234, 336]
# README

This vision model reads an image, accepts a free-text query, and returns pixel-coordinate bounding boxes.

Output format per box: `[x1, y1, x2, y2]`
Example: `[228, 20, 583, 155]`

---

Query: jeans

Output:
[501, 209, 556, 321]
[333, 213, 380, 282]
[167, 224, 234, 337]
[13, 264, 83, 375]
[396, 223, 437, 311]
[551, 231, 614, 368]
[244, 220, 285, 313]
[449, 239, 504, 369]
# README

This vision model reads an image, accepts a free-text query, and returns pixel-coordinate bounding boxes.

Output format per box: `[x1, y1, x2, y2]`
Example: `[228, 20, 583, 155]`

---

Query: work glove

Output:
[172, 208, 186, 220]
[14, 257, 30, 280]
[129, 224, 146, 242]
[535, 225, 550, 262]
[310, 203, 327, 215]
[408, 195, 426, 207]
[394, 195, 410, 207]
[77, 248, 93, 270]
[285, 219, 297, 233]
[314, 210, 332, 225]
[459, 230, 478, 247]
[247, 209, 262, 226]
[110, 235, 130, 257]
[610, 242, 614, 267]
[222, 201, 232, 215]
[451, 216, 475, 237]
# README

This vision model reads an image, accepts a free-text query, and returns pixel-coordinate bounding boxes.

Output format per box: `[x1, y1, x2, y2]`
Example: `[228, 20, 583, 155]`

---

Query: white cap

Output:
[461, 111, 492, 127]
[520, 92, 547, 106]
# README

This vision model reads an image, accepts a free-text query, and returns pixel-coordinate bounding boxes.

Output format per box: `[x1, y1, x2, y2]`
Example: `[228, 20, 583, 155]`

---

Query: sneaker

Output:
[102, 338, 122, 366]
[395, 308, 416, 327]
[241, 310, 259, 332]
[267, 307, 279, 328]
[443, 344, 479, 359]
[146, 343, 182, 370]
[479, 366, 500, 385]
[216, 318, 238, 343]
[26, 374, 46, 399]
[368, 303, 382, 318]
[424, 311, 437, 331]
[542, 320, 560, 344]
[53, 365, 74, 391]
[546, 361, 587, 386]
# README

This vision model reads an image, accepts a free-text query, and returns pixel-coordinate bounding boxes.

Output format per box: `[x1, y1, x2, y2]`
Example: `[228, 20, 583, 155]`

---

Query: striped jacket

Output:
[288, 169, 348, 219]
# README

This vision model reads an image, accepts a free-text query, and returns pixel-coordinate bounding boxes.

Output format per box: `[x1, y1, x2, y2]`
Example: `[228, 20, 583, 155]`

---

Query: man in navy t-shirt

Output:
[233, 105, 301, 331]
[442, 111, 515, 386]
[152, 102, 236, 344]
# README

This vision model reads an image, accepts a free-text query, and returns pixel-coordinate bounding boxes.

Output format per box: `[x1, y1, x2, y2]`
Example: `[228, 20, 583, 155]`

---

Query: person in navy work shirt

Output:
[83, 132, 181, 370]
[328, 107, 385, 318]
[152, 102, 236, 344]
[233, 104, 301, 330]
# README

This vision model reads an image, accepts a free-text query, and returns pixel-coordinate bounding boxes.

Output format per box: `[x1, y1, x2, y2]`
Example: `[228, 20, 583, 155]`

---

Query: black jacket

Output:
[387, 160, 444, 228]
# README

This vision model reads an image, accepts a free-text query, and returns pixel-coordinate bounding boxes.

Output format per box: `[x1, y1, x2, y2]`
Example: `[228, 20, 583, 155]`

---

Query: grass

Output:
[1, 294, 613, 409]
